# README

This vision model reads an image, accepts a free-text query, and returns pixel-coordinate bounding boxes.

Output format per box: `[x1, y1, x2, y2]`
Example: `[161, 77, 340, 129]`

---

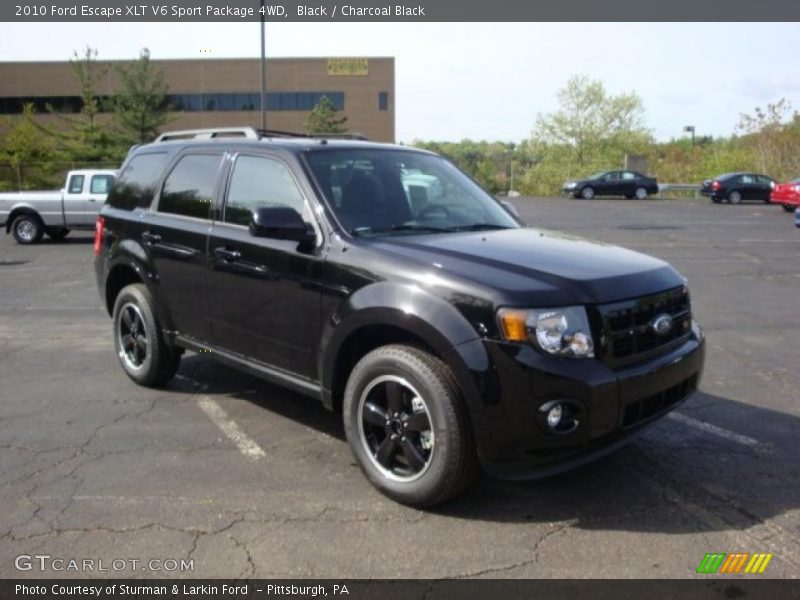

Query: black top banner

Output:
[4, 0, 800, 22]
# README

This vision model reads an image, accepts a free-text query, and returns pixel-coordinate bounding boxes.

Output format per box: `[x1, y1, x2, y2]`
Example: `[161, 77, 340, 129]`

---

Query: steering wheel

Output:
[417, 204, 451, 220]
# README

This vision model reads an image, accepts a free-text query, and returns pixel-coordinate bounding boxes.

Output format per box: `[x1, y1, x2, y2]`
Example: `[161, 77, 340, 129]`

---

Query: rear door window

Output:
[106, 152, 170, 210]
[158, 153, 223, 219]
[740, 175, 755, 184]
[90, 174, 115, 194]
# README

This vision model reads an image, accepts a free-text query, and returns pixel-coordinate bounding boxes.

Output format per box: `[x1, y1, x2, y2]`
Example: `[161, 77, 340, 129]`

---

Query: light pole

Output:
[259, 0, 266, 130]
[683, 125, 696, 147]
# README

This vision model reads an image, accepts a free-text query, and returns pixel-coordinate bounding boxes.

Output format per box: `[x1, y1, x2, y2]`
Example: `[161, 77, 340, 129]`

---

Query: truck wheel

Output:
[112, 283, 181, 387]
[11, 214, 44, 244]
[581, 186, 595, 200]
[343, 344, 477, 507]
[46, 228, 70, 240]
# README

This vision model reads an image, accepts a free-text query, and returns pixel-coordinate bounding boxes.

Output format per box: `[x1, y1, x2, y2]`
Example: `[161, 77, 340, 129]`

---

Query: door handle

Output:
[214, 247, 241, 262]
[142, 231, 161, 244]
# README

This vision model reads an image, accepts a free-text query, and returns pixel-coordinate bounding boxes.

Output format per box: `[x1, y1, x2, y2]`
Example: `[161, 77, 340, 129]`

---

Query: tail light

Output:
[93, 216, 105, 256]
[711, 181, 720, 190]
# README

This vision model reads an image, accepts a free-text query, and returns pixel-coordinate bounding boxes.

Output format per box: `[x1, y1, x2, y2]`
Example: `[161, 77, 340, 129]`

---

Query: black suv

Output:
[95, 128, 705, 506]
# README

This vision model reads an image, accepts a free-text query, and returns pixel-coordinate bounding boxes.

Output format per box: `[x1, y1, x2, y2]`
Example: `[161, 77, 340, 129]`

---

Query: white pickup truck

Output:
[0, 169, 117, 244]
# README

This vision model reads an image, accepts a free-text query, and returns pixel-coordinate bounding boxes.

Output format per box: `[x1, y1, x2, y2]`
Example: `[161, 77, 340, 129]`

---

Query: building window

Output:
[0, 91, 347, 115]
[379, 91, 388, 111]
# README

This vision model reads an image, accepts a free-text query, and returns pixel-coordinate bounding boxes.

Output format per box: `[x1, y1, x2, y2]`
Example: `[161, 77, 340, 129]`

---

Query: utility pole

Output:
[260, 0, 267, 129]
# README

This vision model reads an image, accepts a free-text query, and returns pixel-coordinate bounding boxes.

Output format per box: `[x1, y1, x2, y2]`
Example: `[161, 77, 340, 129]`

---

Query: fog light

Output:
[539, 400, 581, 434]
[546, 404, 563, 429]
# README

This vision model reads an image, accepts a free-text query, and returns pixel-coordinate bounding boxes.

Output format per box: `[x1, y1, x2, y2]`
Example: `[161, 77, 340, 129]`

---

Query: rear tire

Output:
[711, 197, 722, 204]
[46, 228, 70, 240]
[11, 214, 44, 244]
[343, 344, 477, 507]
[728, 190, 742, 204]
[783, 204, 795, 213]
[112, 283, 181, 387]
[581, 186, 595, 200]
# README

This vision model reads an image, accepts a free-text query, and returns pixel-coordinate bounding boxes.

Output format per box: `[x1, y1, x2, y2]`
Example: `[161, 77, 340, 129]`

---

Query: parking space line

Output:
[196, 396, 266, 460]
[668, 411, 765, 449]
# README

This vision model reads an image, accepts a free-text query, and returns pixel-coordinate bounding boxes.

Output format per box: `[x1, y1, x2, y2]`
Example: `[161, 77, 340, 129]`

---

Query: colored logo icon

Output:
[696, 552, 773, 574]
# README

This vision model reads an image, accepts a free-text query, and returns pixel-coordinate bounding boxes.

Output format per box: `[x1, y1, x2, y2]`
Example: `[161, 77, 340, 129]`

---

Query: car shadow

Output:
[172, 354, 799, 533]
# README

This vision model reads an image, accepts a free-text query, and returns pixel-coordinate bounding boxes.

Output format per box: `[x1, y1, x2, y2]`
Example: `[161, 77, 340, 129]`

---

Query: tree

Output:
[737, 99, 800, 180]
[532, 75, 651, 170]
[306, 96, 348, 134]
[111, 48, 171, 143]
[44, 47, 121, 162]
[0, 104, 59, 190]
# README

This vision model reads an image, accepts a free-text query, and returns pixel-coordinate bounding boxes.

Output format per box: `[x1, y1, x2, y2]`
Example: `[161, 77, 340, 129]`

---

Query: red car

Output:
[770, 178, 800, 212]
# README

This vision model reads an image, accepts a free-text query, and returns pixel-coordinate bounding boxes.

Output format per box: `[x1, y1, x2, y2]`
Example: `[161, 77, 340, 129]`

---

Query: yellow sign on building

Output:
[327, 58, 369, 76]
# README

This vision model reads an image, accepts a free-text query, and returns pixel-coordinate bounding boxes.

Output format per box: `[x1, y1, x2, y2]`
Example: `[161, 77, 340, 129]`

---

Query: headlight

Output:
[497, 306, 595, 358]
[564, 182, 577, 189]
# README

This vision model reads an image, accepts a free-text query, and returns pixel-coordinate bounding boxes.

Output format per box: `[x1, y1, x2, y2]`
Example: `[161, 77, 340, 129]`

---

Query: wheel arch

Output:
[320, 282, 492, 428]
[6, 206, 43, 233]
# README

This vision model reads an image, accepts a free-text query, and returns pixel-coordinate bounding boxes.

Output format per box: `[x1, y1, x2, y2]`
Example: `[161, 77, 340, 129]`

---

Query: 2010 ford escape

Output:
[94, 127, 705, 507]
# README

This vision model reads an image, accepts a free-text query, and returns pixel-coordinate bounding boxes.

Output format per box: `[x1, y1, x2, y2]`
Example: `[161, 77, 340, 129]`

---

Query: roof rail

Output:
[154, 127, 369, 143]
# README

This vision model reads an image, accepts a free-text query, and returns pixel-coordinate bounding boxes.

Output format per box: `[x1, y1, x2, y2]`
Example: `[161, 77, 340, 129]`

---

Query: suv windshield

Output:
[304, 148, 519, 236]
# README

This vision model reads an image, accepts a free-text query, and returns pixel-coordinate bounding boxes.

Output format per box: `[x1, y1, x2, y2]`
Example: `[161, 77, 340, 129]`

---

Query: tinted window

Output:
[90, 174, 115, 194]
[159, 154, 223, 219]
[305, 149, 518, 235]
[621, 172, 636, 180]
[225, 155, 309, 226]
[107, 153, 170, 210]
[756, 175, 773, 185]
[67, 174, 84, 194]
[740, 175, 755, 184]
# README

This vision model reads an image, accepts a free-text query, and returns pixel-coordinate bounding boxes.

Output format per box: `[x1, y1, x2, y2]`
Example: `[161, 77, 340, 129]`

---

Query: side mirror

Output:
[501, 199, 520, 219]
[249, 206, 316, 246]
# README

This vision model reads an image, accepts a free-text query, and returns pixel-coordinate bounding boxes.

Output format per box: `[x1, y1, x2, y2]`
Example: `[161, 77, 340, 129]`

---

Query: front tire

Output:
[634, 186, 648, 200]
[343, 344, 477, 507]
[112, 283, 181, 387]
[11, 214, 44, 244]
[783, 204, 796, 213]
[581, 186, 595, 200]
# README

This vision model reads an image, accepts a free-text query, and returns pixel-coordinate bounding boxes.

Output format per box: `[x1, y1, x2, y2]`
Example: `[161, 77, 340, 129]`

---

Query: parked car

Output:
[701, 172, 774, 204]
[0, 169, 117, 244]
[796, 207, 800, 228]
[94, 127, 705, 507]
[562, 170, 659, 200]
[770, 178, 800, 212]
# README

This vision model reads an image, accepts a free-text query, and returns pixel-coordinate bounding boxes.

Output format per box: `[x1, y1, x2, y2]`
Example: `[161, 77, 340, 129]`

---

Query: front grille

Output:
[596, 286, 692, 366]
[621, 374, 698, 428]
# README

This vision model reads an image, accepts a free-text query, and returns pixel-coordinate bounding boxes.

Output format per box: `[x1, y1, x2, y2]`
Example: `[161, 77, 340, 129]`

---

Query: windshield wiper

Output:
[446, 223, 515, 232]
[351, 224, 452, 236]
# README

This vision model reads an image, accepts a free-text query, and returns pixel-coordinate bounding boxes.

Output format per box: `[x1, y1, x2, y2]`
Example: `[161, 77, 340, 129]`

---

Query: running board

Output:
[173, 334, 322, 400]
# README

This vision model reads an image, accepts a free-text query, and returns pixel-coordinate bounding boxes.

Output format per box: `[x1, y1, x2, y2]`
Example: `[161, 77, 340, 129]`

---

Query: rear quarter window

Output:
[106, 152, 169, 210]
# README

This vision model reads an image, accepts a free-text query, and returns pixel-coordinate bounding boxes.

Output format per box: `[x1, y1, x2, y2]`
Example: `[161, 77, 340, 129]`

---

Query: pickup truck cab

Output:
[94, 128, 705, 507]
[1, 169, 117, 244]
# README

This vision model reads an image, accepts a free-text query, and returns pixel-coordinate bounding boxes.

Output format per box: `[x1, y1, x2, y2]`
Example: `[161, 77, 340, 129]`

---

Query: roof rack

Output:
[154, 127, 368, 143]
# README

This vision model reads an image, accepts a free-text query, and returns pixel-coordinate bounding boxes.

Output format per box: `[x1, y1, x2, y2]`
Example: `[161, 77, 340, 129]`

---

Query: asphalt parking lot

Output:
[0, 196, 798, 579]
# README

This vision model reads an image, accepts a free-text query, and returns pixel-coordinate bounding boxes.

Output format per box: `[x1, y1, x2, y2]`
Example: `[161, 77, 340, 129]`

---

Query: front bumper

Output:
[474, 332, 705, 480]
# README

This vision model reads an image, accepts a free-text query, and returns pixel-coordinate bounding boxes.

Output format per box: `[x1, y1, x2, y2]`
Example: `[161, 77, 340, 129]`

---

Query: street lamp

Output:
[259, 0, 267, 129]
[683, 125, 696, 147]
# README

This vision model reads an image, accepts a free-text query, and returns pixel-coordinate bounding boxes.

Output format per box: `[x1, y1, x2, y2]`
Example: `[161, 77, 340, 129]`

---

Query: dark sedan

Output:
[562, 170, 659, 200]
[701, 172, 775, 204]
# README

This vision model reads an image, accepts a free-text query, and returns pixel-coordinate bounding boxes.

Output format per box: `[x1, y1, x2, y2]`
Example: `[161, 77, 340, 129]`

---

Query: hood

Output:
[367, 227, 684, 306]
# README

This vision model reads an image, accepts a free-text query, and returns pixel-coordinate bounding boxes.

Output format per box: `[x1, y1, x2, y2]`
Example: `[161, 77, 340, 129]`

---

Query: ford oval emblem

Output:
[652, 314, 673, 335]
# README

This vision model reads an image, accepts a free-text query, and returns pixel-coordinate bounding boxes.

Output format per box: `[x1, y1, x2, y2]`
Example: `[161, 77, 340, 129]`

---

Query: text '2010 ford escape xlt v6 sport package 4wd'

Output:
[95, 127, 705, 507]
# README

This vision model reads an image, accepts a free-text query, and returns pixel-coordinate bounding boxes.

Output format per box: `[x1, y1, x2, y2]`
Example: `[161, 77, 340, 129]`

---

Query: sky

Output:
[1, 22, 798, 143]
